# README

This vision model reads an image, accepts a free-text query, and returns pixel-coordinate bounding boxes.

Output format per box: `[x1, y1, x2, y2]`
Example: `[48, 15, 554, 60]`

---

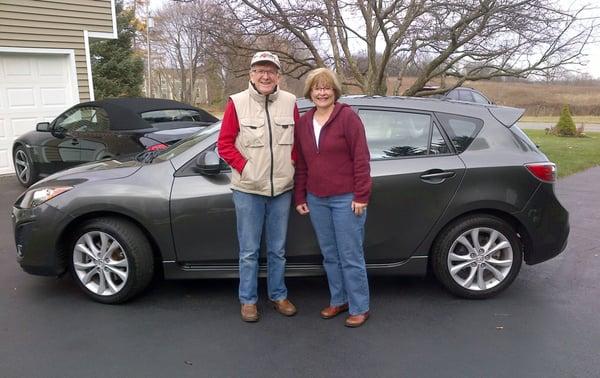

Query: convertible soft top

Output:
[80, 98, 217, 130]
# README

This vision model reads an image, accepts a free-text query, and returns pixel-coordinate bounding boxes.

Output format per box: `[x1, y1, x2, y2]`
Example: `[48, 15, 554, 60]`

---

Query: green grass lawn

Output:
[523, 129, 600, 177]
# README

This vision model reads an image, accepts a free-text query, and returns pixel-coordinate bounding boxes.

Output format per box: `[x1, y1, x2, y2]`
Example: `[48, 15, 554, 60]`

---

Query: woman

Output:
[294, 68, 372, 327]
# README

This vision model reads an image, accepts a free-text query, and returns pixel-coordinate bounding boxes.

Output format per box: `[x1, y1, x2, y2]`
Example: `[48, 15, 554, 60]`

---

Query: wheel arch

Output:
[12, 141, 25, 154]
[427, 208, 533, 263]
[56, 211, 165, 278]
[12, 136, 34, 155]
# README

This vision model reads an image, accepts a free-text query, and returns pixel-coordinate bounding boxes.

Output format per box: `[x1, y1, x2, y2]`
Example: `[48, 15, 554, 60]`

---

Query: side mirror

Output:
[195, 151, 222, 176]
[36, 122, 51, 132]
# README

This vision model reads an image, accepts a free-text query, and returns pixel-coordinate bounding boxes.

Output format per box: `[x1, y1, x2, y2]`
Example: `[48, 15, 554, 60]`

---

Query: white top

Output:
[313, 117, 323, 149]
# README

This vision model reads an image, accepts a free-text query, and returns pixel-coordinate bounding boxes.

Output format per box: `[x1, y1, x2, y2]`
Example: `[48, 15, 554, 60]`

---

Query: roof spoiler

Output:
[488, 106, 525, 127]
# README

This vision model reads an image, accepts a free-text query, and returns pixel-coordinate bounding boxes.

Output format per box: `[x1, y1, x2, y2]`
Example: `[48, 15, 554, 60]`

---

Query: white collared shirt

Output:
[313, 117, 323, 150]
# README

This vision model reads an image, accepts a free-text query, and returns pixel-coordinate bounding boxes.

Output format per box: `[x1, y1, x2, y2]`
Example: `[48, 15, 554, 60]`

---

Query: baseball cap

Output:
[250, 51, 281, 69]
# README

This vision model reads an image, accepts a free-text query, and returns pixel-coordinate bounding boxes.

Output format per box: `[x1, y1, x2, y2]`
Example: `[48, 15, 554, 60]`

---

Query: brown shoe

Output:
[270, 298, 297, 316]
[320, 304, 349, 319]
[241, 304, 259, 322]
[345, 312, 369, 328]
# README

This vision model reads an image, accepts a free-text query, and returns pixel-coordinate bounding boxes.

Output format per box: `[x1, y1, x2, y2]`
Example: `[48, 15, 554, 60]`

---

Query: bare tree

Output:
[222, 0, 597, 96]
[123, 0, 147, 50]
[151, 0, 218, 103]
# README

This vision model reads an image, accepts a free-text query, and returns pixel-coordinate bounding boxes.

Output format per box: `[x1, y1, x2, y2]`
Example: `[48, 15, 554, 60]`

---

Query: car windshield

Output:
[152, 122, 221, 162]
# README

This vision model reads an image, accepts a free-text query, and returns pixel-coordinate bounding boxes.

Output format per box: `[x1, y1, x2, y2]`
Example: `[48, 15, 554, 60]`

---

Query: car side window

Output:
[471, 91, 490, 104]
[436, 113, 483, 153]
[430, 123, 451, 155]
[359, 110, 434, 159]
[446, 90, 460, 101]
[459, 90, 474, 102]
[55, 106, 110, 132]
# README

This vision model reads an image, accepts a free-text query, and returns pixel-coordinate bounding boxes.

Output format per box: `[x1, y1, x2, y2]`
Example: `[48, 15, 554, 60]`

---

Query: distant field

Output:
[523, 130, 600, 177]
[387, 77, 600, 117]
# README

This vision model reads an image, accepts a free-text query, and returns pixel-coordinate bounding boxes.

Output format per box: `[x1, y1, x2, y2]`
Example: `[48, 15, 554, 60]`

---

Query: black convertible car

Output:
[12, 98, 219, 187]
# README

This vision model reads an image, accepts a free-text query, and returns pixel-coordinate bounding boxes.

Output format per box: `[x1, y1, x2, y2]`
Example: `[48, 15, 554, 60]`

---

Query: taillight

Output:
[147, 143, 168, 152]
[525, 162, 556, 182]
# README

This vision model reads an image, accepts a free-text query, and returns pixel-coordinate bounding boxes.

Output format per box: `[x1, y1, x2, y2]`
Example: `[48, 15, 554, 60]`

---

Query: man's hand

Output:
[296, 203, 309, 215]
[351, 201, 367, 216]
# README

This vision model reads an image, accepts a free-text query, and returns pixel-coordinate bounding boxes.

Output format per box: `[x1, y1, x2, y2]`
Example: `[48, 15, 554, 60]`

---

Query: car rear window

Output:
[436, 113, 483, 153]
[141, 109, 217, 124]
[511, 125, 539, 151]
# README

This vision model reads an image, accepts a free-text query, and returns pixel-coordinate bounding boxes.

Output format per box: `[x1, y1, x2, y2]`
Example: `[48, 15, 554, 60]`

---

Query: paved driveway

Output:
[0, 169, 599, 378]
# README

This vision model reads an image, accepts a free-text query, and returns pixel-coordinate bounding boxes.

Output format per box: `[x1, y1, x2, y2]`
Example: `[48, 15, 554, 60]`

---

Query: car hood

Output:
[32, 159, 143, 188]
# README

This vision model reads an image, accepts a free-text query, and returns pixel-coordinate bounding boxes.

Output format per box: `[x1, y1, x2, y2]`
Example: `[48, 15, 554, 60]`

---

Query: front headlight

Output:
[20, 186, 73, 209]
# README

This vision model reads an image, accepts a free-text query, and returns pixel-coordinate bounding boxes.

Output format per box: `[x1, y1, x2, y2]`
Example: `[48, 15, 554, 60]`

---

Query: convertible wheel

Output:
[13, 146, 38, 187]
[71, 217, 154, 304]
[432, 215, 522, 299]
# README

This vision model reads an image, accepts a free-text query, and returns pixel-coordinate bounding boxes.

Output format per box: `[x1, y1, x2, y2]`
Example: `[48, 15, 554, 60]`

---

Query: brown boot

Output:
[241, 304, 259, 322]
[270, 298, 297, 316]
[320, 304, 349, 319]
[345, 312, 369, 328]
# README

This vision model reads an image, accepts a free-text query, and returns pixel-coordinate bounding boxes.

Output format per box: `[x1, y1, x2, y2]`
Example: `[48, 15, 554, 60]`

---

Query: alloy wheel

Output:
[73, 231, 129, 296]
[14, 150, 30, 184]
[447, 227, 513, 291]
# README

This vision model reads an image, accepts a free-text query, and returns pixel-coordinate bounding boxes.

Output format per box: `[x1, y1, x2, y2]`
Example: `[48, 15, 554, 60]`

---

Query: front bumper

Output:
[12, 203, 73, 276]
[515, 183, 570, 265]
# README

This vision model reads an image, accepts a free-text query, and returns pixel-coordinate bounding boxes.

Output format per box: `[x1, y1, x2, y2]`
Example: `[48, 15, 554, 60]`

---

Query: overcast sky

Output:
[569, 1, 600, 78]
[148, 0, 600, 78]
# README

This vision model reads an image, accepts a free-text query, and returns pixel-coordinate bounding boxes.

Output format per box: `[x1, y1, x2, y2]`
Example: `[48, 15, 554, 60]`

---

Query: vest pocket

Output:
[239, 118, 265, 147]
[274, 116, 294, 145]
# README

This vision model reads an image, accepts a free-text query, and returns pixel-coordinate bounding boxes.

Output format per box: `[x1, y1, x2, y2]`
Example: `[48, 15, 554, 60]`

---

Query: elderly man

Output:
[217, 51, 299, 322]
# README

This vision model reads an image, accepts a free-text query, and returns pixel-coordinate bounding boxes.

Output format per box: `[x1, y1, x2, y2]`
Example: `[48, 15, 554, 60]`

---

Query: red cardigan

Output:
[294, 102, 371, 205]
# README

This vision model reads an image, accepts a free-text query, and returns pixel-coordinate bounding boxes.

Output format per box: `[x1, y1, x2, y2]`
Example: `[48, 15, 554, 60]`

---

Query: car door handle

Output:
[71, 138, 79, 146]
[420, 170, 455, 184]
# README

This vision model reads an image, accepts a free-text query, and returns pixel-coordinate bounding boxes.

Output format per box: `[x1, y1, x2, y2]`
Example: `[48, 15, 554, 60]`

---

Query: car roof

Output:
[76, 98, 213, 131]
[86, 97, 198, 113]
[297, 96, 522, 127]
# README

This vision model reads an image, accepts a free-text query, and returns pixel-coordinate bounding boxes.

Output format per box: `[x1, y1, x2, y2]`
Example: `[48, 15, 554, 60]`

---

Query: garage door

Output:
[0, 53, 78, 175]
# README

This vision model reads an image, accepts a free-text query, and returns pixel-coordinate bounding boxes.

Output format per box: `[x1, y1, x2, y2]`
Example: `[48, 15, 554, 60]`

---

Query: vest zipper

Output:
[266, 96, 275, 197]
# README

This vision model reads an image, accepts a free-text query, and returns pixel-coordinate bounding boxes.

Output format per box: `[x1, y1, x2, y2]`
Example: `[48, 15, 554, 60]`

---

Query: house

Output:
[0, 0, 117, 175]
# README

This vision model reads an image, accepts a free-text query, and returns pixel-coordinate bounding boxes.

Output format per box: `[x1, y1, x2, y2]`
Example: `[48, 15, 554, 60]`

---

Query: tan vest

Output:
[230, 83, 296, 197]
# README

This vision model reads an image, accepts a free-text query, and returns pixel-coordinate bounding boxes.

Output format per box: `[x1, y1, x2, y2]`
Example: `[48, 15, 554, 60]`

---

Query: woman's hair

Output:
[303, 68, 342, 101]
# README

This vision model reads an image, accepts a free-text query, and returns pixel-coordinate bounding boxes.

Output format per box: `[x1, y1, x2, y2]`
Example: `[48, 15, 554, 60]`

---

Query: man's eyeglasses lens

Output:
[252, 69, 277, 76]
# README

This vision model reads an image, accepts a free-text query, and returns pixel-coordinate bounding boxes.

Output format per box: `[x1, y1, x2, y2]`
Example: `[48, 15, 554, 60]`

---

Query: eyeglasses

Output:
[251, 69, 278, 77]
[312, 86, 333, 92]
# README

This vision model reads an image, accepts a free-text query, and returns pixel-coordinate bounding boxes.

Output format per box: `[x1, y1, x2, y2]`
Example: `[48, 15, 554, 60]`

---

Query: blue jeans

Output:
[307, 192, 370, 315]
[232, 190, 291, 304]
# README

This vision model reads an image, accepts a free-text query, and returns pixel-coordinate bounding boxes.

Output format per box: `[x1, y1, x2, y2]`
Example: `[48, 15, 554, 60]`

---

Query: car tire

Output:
[431, 215, 522, 299]
[70, 217, 154, 304]
[13, 145, 38, 187]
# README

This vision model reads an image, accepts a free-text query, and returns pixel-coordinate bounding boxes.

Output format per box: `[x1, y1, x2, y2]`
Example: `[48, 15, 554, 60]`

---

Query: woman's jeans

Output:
[307, 192, 370, 315]
[232, 190, 291, 304]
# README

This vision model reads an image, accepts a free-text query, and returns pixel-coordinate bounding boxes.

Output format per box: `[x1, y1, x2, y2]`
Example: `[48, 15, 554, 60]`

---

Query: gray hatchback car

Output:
[12, 96, 569, 303]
